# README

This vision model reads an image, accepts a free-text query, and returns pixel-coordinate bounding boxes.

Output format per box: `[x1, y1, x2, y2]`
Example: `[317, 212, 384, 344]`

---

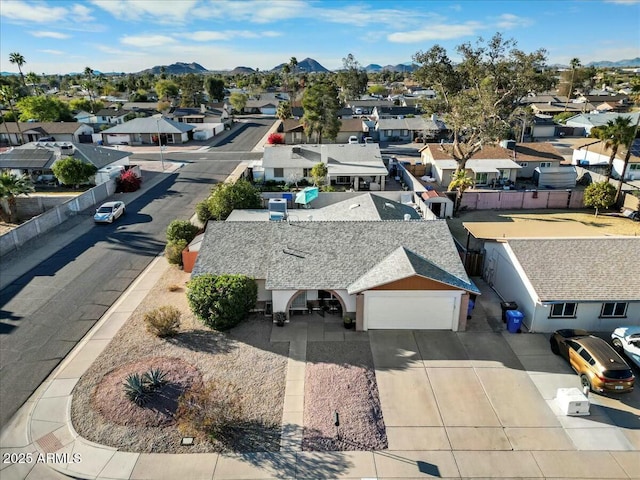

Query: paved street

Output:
[0, 117, 275, 427]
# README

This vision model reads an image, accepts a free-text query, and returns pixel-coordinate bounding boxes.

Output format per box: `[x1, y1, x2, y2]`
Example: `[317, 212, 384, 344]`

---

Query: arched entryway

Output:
[285, 289, 347, 318]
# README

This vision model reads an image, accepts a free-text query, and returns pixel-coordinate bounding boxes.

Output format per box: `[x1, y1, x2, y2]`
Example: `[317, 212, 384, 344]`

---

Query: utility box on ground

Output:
[556, 387, 590, 416]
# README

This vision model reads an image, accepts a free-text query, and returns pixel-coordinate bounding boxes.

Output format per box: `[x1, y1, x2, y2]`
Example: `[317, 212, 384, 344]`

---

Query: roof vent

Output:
[404, 213, 412, 221]
[384, 202, 395, 209]
[307, 215, 313, 221]
[349, 203, 360, 210]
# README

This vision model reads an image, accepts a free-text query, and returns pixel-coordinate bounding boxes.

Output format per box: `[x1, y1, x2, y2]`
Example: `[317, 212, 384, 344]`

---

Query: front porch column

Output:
[380, 175, 386, 191]
[353, 176, 359, 191]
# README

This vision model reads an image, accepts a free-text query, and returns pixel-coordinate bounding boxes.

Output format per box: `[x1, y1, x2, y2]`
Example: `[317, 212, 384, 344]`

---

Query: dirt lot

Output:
[447, 209, 640, 250]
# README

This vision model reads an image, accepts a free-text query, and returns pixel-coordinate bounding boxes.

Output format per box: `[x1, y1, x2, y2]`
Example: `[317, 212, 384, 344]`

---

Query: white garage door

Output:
[365, 292, 457, 330]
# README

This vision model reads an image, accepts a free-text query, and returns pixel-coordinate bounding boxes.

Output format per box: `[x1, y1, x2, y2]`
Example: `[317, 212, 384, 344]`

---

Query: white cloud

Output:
[388, 23, 481, 43]
[0, 0, 67, 23]
[38, 49, 65, 55]
[30, 31, 71, 39]
[71, 4, 95, 22]
[605, 0, 640, 4]
[120, 34, 177, 48]
[188, 30, 282, 41]
[495, 13, 533, 29]
[90, 0, 198, 22]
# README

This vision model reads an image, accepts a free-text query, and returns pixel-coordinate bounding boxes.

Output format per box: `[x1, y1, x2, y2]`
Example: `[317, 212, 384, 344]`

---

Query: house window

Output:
[550, 303, 577, 318]
[402, 130, 408, 136]
[336, 176, 351, 184]
[540, 162, 552, 168]
[385, 130, 392, 136]
[600, 302, 627, 318]
[498, 169, 509, 180]
[274, 168, 284, 178]
[475, 172, 488, 185]
[518, 162, 528, 167]
[629, 164, 640, 170]
[303, 168, 312, 177]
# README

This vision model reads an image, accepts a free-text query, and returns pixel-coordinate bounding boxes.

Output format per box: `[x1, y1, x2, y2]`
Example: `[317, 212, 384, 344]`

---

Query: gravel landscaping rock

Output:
[303, 341, 387, 451]
[70, 266, 289, 453]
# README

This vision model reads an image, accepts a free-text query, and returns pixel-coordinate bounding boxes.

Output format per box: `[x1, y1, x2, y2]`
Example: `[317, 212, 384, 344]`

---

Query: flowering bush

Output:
[267, 133, 284, 145]
[116, 169, 142, 192]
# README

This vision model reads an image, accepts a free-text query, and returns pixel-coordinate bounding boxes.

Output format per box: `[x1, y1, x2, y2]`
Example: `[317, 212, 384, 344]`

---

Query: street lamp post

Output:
[156, 118, 165, 171]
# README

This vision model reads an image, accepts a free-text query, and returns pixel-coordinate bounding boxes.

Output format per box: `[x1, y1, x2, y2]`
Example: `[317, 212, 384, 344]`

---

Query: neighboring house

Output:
[262, 144, 388, 190]
[575, 94, 630, 111]
[279, 118, 366, 144]
[571, 138, 640, 180]
[503, 142, 565, 178]
[192, 220, 479, 331]
[0, 122, 94, 146]
[347, 99, 392, 115]
[483, 238, 640, 332]
[530, 115, 557, 139]
[166, 105, 230, 125]
[244, 100, 277, 115]
[370, 105, 421, 121]
[226, 192, 422, 221]
[376, 115, 447, 142]
[100, 117, 195, 145]
[92, 108, 128, 125]
[565, 111, 640, 136]
[122, 102, 160, 112]
[420, 144, 522, 187]
[0, 142, 131, 183]
[74, 110, 93, 124]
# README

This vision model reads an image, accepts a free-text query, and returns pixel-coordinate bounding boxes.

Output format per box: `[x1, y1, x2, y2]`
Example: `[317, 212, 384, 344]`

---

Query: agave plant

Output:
[143, 368, 168, 391]
[123, 373, 150, 406]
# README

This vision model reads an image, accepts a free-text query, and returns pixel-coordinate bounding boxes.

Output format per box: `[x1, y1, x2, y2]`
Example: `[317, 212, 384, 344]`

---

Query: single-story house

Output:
[376, 116, 447, 142]
[262, 144, 388, 190]
[502, 141, 565, 178]
[370, 105, 421, 121]
[571, 138, 640, 180]
[347, 99, 391, 115]
[91, 108, 129, 125]
[420, 144, 522, 187]
[530, 115, 557, 139]
[100, 117, 195, 145]
[243, 100, 277, 115]
[0, 122, 95, 146]
[483, 237, 640, 332]
[279, 118, 366, 144]
[0, 142, 131, 184]
[226, 192, 422, 221]
[192, 220, 480, 331]
[565, 112, 640, 136]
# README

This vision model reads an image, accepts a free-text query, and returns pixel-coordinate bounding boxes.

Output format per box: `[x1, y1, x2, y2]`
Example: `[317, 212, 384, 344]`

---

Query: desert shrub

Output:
[167, 284, 182, 292]
[267, 133, 284, 144]
[116, 170, 142, 192]
[144, 305, 181, 337]
[187, 274, 257, 330]
[176, 381, 243, 439]
[166, 219, 199, 244]
[165, 239, 188, 266]
[143, 368, 168, 390]
[195, 200, 211, 223]
[123, 373, 151, 406]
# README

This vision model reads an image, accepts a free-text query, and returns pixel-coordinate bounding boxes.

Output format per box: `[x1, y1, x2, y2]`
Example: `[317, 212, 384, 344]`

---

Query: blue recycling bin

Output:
[506, 310, 524, 333]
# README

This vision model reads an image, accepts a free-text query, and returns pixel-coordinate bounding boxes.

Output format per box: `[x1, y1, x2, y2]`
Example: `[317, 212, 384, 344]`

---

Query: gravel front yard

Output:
[70, 266, 289, 454]
[303, 341, 387, 451]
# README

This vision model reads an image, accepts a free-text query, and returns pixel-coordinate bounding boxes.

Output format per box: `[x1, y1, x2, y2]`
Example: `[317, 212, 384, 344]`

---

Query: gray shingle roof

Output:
[101, 117, 194, 134]
[304, 193, 421, 221]
[507, 238, 640, 302]
[73, 144, 131, 169]
[193, 220, 479, 294]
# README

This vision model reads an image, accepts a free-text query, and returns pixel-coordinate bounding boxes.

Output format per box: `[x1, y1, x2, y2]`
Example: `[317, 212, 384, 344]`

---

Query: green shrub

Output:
[195, 200, 211, 223]
[165, 239, 188, 266]
[176, 381, 243, 439]
[123, 373, 150, 406]
[144, 305, 181, 337]
[187, 274, 257, 330]
[166, 220, 199, 244]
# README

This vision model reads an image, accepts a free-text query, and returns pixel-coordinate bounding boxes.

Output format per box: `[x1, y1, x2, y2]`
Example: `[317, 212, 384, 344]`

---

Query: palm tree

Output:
[448, 170, 475, 214]
[0, 85, 23, 144]
[276, 101, 291, 122]
[84, 66, 96, 112]
[563, 58, 581, 112]
[9, 52, 27, 89]
[596, 117, 635, 182]
[0, 172, 34, 223]
[615, 115, 640, 202]
[289, 57, 298, 102]
[25, 71, 40, 95]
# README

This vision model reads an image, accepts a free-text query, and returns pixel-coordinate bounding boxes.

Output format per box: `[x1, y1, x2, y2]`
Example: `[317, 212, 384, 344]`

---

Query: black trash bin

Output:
[500, 302, 518, 323]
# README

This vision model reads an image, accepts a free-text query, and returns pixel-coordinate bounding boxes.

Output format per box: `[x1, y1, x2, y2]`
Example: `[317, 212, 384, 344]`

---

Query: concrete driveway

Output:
[370, 328, 640, 454]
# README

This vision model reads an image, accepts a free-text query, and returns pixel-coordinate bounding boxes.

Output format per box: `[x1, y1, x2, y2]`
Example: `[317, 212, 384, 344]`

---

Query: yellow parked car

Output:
[550, 329, 634, 394]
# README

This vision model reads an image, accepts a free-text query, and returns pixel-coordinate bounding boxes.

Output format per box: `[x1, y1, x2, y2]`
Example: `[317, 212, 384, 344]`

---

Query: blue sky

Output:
[1, 0, 639, 75]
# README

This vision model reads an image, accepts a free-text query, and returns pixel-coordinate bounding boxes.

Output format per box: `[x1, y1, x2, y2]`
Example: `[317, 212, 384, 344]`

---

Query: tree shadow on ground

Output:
[167, 329, 236, 355]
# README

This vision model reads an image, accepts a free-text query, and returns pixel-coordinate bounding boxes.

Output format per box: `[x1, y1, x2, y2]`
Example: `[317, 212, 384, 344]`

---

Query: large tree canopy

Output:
[204, 77, 225, 103]
[301, 80, 342, 143]
[16, 95, 73, 122]
[51, 157, 97, 187]
[336, 53, 368, 102]
[413, 33, 552, 171]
